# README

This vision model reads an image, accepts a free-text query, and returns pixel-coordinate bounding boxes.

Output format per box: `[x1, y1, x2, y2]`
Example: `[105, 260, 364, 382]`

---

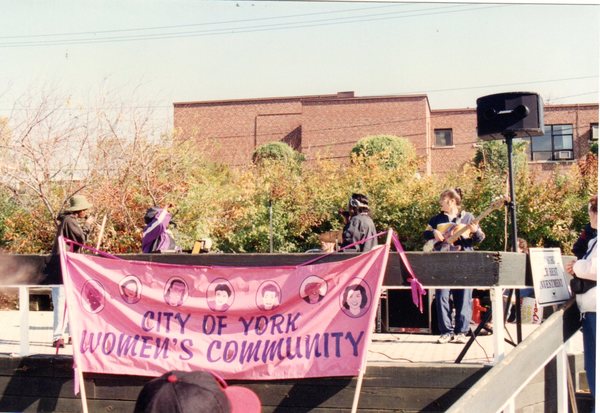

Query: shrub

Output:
[351, 135, 418, 171]
[252, 142, 305, 166]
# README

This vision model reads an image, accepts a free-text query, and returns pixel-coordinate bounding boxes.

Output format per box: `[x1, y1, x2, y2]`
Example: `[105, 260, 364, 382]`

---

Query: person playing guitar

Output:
[423, 188, 485, 344]
[424, 188, 486, 252]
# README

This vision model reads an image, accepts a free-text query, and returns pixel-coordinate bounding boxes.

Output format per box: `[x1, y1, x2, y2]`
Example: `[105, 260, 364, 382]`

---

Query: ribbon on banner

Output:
[60, 237, 391, 381]
[391, 232, 426, 313]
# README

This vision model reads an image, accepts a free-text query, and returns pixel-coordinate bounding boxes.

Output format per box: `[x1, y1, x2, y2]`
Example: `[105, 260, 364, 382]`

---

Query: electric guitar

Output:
[423, 196, 509, 252]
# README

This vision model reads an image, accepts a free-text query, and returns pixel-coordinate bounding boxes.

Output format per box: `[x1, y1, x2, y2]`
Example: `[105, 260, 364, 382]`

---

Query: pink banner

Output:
[61, 243, 390, 380]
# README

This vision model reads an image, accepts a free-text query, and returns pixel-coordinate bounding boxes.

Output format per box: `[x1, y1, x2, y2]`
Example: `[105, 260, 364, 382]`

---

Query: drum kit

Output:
[318, 230, 343, 249]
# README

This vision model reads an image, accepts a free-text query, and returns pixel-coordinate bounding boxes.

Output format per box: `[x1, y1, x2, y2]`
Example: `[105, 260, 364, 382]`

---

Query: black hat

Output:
[144, 207, 161, 225]
[134, 370, 261, 413]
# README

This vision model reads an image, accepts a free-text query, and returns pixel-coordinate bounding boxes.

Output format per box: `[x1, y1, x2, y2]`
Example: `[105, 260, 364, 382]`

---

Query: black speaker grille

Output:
[476, 92, 544, 140]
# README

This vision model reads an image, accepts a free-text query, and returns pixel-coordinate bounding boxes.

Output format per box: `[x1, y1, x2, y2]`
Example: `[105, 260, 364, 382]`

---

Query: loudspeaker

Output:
[382, 289, 431, 333]
[476, 92, 544, 140]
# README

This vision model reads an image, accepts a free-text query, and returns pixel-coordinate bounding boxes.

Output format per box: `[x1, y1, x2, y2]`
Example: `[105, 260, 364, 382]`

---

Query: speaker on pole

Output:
[476, 92, 544, 140]
[475, 91, 545, 344]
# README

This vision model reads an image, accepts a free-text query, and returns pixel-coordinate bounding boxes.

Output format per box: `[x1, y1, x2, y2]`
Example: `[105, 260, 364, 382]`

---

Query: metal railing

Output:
[3, 284, 57, 356]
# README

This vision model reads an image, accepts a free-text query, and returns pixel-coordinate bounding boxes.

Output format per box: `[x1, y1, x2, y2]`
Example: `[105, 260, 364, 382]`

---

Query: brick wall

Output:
[301, 96, 430, 165]
[431, 108, 478, 174]
[174, 99, 303, 166]
[173, 94, 598, 177]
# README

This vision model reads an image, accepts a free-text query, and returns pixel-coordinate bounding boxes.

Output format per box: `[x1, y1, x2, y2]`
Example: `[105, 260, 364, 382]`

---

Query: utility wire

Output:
[0, 3, 405, 39]
[1, 89, 594, 142]
[0, 4, 507, 48]
[0, 76, 595, 112]
[395, 77, 598, 95]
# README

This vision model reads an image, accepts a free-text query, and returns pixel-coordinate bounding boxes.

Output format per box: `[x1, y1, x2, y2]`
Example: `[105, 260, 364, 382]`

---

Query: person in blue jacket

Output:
[424, 188, 485, 344]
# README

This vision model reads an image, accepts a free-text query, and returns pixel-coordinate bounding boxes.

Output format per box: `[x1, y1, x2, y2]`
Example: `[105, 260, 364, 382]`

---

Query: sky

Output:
[0, 0, 598, 133]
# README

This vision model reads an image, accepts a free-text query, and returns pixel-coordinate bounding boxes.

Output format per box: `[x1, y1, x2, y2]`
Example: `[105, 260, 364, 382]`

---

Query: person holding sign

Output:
[424, 188, 485, 344]
[566, 194, 597, 404]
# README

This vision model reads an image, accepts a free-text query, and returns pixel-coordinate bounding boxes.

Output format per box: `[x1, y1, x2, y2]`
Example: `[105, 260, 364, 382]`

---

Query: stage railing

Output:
[0, 251, 542, 361]
[2, 285, 60, 356]
[446, 299, 581, 413]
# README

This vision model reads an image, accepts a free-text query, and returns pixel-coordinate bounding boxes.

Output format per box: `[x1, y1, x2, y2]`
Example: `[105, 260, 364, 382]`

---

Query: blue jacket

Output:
[423, 211, 485, 251]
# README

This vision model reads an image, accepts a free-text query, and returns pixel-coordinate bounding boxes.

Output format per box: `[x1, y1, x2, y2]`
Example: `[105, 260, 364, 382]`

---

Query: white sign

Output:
[529, 248, 571, 306]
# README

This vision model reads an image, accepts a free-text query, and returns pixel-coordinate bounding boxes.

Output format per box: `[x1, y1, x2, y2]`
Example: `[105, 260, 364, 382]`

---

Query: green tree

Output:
[473, 140, 529, 178]
[252, 142, 305, 166]
[351, 135, 418, 171]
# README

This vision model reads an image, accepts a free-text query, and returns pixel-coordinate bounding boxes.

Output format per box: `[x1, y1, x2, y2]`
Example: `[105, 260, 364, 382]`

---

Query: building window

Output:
[434, 129, 453, 147]
[591, 123, 598, 141]
[529, 124, 573, 161]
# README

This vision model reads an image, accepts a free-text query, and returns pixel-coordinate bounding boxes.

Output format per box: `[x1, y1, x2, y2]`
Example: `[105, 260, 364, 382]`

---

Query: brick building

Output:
[173, 91, 598, 176]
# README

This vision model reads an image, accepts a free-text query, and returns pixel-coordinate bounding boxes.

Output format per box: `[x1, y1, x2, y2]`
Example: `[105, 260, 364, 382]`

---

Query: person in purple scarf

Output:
[142, 205, 178, 253]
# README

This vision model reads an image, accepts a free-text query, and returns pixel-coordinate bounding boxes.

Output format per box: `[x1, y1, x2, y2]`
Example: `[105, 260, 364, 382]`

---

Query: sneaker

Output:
[437, 334, 453, 344]
[452, 333, 468, 344]
[52, 338, 65, 348]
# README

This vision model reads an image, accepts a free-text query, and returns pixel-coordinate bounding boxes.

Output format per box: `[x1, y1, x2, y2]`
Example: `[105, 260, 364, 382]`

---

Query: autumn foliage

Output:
[0, 119, 596, 255]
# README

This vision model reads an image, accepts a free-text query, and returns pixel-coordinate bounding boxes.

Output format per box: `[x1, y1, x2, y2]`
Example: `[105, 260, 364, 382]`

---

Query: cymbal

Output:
[319, 230, 343, 243]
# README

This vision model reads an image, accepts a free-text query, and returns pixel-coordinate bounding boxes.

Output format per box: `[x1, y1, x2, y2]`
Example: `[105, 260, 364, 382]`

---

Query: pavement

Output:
[0, 310, 583, 365]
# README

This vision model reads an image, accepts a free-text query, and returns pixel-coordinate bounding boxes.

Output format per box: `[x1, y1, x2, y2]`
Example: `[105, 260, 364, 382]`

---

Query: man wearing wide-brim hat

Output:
[44, 194, 96, 348]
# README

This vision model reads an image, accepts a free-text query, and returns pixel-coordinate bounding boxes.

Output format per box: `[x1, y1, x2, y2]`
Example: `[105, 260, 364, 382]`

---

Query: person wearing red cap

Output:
[134, 370, 261, 413]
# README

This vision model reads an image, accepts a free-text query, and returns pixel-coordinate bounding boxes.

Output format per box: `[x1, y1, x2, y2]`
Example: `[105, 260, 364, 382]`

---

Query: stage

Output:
[0, 251, 590, 411]
[0, 310, 588, 412]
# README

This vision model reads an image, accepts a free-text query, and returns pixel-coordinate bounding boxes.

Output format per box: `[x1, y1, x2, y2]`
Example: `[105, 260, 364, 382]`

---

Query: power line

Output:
[547, 91, 599, 102]
[5, 89, 593, 142]
[0, 3, 403, 39]
[0, 82, 595, 113]
[394, 76, 598, 95]
[0, 4, 508, 48]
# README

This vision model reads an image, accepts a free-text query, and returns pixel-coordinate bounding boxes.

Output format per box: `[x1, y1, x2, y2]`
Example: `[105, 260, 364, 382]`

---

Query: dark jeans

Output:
[435, 289, 472, 335]
[582, 312, 596, 405]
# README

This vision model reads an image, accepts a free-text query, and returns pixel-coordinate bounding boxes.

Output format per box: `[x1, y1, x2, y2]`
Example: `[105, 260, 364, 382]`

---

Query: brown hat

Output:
[134, 370, 261, 413]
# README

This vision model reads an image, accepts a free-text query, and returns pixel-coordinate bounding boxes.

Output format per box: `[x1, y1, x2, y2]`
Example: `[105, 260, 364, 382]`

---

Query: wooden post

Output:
[556, 348, 569, 413]
[77, 367, 89, 413]
[19, 286, 29, 356]
[351, 229, 393, 413]
[57, 236, 89, 413]
[95, 214, 108, 250]
[491, 287, 505, 363]
[566, 353, 579, 413]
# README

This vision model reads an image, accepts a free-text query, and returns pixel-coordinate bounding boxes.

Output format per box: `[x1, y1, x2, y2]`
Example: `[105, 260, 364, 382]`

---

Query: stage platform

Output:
[0, 310, 588, 412]
[0, 250, 589, 411]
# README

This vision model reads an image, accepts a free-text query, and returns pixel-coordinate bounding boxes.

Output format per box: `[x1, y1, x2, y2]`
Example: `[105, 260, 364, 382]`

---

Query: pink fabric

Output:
[391, 233, 426, 313]
[61, 244, 389, 380]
